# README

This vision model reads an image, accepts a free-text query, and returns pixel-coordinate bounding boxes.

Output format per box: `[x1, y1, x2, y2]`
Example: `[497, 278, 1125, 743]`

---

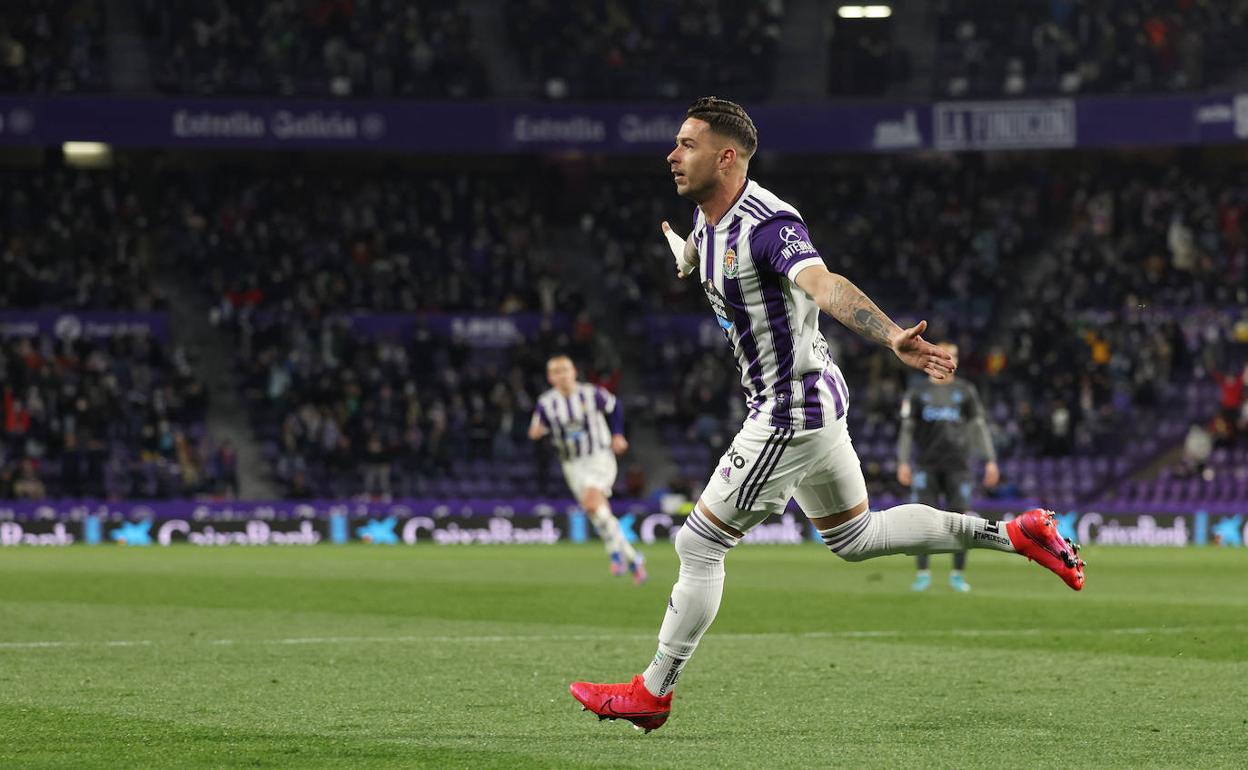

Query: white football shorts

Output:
[562, 451, 618, 500]
[701, 415, 868, 533]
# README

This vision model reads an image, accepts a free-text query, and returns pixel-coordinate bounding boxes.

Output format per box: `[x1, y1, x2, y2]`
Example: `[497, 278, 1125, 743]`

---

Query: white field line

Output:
[0, 625, 1241, 651]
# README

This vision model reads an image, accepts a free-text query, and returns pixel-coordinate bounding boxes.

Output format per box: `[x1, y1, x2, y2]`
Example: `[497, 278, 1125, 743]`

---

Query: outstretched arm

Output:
[660, 221, 699, 279]
[795, 265, 955, 381]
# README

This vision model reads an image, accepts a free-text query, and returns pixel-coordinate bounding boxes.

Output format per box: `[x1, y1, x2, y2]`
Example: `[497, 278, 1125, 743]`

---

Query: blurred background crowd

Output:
[1, 0, 1246, 509]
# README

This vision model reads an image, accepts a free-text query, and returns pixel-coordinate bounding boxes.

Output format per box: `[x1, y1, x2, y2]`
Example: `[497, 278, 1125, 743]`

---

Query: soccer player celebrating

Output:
[530, 354, 645, 585]
[897, 342, 1000, 593]
[569, 97, 1084, 733]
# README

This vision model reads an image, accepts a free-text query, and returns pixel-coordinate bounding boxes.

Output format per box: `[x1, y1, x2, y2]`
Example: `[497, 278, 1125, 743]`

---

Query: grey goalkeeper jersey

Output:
[898, 378, 996, 471]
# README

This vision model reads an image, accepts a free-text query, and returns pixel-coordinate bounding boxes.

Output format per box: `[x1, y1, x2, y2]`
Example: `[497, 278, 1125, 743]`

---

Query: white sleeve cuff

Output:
[786, 257, 825, 282]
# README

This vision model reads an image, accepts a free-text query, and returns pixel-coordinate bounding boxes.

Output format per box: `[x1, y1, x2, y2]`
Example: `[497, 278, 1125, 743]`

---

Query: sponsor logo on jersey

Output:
[922, 404, 963, 422]
[703, 280, 734, 331]
[779, 240, 816, 260]
[777, 225, 817, 259]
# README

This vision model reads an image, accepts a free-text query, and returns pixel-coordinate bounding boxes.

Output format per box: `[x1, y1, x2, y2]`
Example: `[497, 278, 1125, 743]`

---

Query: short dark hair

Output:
[686, 96, 758, 158]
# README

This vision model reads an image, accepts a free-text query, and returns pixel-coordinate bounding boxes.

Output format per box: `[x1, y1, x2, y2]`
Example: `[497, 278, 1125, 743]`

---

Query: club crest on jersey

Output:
[723, 247, 739, 278]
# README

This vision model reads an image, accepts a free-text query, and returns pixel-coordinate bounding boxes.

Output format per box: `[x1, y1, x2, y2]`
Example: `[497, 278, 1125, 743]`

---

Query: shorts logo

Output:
[723, 247, 739, 278]
[719, 466, 732, 482]
[725, 446, 748, 469]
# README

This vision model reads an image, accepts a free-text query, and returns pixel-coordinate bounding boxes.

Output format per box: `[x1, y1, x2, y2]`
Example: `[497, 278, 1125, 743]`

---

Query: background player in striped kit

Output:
[897, 342, 1000, 592]
[568, 97, 1083, 734]
[529, 354, 645, 584]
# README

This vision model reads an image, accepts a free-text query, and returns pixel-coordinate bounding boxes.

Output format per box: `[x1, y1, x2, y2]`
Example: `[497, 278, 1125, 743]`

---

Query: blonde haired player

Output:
[569, 97, 1084, 733]
[530, 355, 645, 585]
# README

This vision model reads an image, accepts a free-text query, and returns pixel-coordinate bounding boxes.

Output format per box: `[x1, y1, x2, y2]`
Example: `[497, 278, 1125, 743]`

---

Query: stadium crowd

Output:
[0, 168, 166, 311]
[504, 0, 781, 101]
[585, 156, 1247, 502]
[138, 0, 486, 98]
[0, 168, 213, 501]
[935, 0, 1248, 97]
[1, 153, 1245, 502]
[159, 164, 627, 497]
[4, 1, 1246, 100]
[0, 332, 213, 500]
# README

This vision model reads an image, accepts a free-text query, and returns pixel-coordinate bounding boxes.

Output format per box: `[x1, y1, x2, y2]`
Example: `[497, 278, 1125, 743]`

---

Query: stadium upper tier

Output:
[2, 0, 1243, 99]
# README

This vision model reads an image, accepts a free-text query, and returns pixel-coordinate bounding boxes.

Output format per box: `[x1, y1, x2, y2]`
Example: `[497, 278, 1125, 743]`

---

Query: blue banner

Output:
[1, 499, 1244, 547]
[2, 93, 1245, 154]
[0, 311, 169, 342]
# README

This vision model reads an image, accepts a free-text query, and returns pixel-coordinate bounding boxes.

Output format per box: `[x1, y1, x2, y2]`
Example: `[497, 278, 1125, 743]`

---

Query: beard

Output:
[675, 175, 713, 203]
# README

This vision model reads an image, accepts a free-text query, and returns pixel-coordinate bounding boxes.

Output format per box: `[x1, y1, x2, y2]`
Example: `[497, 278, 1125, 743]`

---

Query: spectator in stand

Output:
[1210, 362, 1246, 439]
[212, 439, 240, 498]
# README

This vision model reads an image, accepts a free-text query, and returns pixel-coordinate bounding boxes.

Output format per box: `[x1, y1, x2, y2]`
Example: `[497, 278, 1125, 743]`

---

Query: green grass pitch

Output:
[1, 544, 1246, 768]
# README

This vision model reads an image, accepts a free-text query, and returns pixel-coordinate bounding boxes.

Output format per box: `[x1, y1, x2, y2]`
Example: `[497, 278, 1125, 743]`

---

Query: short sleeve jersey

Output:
[690, 179, 849, 430]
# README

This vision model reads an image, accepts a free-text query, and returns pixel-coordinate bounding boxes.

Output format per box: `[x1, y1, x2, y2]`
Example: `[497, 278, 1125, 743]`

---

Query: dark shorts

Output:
[911, 467, 972, 512]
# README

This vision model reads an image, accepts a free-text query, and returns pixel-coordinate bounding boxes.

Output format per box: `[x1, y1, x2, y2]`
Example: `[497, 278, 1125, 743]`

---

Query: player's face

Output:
[547, 358, 576, 391]
[667, 119, 721, 202]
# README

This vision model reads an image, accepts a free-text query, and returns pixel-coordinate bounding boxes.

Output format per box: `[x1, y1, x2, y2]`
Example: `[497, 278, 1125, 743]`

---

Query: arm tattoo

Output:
[824, 274, 898, 347]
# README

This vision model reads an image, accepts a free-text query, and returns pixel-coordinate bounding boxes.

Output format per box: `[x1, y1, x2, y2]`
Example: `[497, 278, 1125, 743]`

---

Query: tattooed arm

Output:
[818, 272, 899, 347]
[794, 266, 955, 380]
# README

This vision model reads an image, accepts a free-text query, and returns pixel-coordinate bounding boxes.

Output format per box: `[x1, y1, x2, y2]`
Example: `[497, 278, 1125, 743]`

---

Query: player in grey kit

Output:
[897, 342, 999, 592]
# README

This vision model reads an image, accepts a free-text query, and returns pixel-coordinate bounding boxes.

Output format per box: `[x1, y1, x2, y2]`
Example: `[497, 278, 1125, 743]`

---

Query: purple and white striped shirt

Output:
[533, 383, 623, 461]
[691, 179, 849, 430]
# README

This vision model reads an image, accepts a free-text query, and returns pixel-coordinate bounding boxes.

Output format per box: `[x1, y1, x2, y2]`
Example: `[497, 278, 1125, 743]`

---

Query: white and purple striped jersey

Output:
[533, 383, 624, 461]
[691, 179, 849, 430]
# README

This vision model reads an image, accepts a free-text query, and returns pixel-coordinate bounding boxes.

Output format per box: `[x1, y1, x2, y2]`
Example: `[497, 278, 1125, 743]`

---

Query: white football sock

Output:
[642, 509, 738, 697]
[819, 504, 1015, 562]
[589, 503, 638, 563]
